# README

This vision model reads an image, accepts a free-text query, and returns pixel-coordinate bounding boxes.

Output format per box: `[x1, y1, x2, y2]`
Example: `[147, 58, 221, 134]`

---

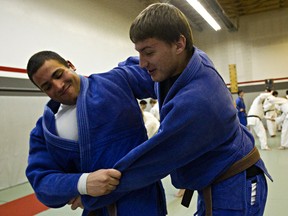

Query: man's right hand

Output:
[86, 169, 121, 197]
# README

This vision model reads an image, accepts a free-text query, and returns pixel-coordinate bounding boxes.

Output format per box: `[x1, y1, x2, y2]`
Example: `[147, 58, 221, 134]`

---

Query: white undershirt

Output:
[55, 104, 78, 141]
[55, 104, 88, 195]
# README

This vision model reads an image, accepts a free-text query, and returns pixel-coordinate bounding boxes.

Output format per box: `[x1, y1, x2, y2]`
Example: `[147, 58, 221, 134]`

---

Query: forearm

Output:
[27, 125, 81, 208]
[117, 57, 156, 99]
[27, 171, 81, 208]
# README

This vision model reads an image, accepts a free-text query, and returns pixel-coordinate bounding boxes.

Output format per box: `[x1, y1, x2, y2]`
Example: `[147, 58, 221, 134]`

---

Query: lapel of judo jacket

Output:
[77, 76, 92, 172]
[41, 76, 92, 172]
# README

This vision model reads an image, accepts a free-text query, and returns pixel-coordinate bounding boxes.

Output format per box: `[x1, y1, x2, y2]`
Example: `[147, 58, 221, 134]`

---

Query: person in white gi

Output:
[263, 91, 278, 137]
[142, 110, 160, 138]
[276, 100, 288, 150]
[149, 99, 160, 121]
[139, 100, 148, 111]
[247, 92, 272, 150]
[248, 92, 287, 150]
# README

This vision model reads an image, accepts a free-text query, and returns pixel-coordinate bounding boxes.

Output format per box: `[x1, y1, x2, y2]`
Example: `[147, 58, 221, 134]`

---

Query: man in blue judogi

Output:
[90, 3, 272, 216]
[25, 51, 167, 216]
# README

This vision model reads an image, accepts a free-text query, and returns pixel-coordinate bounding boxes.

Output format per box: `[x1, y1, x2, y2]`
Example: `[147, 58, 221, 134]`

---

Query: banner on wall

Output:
[229, 64, 238, 93]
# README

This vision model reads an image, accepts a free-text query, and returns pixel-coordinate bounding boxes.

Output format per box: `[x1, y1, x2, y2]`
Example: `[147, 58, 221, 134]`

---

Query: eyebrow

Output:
[137, 41, 158, 52]
[136, 46, 148, 52]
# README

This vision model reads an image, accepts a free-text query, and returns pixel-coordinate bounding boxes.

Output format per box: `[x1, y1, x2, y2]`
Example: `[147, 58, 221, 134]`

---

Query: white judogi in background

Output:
[143, 111, 160, 139]
[149, 99, 160, 121]
[276, 100, 288, 149]
[263, 95, 278, 137]
[248, 92, 287, 150]
[247, 93, 271, 150]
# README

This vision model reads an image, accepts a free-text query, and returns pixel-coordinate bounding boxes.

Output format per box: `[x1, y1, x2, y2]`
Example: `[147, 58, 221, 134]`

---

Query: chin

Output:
[151, 76, 159, 82]
[152, 77, 163, 82]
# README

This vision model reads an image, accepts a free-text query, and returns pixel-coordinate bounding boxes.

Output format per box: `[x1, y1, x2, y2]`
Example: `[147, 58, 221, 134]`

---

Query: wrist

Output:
[77, 173, 89, 195]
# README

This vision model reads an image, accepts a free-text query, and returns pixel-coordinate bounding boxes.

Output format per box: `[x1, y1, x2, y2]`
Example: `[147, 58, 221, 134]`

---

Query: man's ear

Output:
[67, 60, 76, 71]
[175, 35, 186, 55]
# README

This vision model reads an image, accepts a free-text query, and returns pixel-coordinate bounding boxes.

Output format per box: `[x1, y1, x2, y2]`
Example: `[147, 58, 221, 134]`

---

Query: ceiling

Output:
[138, 0, 288, 31]
[218, 0, 288, 17]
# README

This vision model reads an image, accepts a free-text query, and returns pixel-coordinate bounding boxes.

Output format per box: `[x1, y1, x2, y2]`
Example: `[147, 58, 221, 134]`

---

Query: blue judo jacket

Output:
[26, 57, 167, 216]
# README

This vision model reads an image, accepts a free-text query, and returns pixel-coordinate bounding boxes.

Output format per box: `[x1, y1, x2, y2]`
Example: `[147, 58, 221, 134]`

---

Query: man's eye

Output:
[144, 50, 154, 56]
[55, 71, 63, 79]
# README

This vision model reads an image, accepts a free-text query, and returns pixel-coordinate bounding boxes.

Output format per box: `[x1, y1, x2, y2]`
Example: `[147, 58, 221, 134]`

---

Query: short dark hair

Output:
[272, 90, 278, 96]
[265, 87, 272, 92]
[130, 3, 194, 53]
[150, 99, 157, 104]
[26, 51, 69, 86]
[237, 90, 243, 95]
[139, 100, 147, 105]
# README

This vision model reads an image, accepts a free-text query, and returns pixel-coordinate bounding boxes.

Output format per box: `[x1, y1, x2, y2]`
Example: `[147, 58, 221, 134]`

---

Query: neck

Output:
[175, 51, 191, 76]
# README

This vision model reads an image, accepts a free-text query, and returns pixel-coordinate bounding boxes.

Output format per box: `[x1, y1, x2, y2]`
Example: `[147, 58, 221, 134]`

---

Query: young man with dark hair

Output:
[111, 3, 272, 216]
[25, 51, 167, 216]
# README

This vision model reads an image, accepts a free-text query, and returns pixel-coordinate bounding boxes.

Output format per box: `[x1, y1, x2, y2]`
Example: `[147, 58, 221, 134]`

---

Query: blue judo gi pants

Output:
[195, 173, 268, 216]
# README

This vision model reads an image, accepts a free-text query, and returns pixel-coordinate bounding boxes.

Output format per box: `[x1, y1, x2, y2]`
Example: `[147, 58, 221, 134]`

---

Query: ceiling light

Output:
[186, 0, 221, 31]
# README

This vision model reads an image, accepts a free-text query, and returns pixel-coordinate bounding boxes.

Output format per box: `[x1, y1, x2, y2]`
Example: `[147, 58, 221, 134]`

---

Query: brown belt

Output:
[181, 146, 261, 216]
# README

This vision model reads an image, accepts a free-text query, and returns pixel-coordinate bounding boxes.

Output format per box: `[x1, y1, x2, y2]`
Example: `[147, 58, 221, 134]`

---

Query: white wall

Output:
[0, 0, 146, 76]
[193, 8, 288, 83]
[0, 96, 49, 189]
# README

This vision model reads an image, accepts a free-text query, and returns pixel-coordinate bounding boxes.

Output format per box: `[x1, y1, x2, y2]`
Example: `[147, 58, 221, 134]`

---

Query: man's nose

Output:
[52, 79, 64, 91]
[139, 56, 148, 68]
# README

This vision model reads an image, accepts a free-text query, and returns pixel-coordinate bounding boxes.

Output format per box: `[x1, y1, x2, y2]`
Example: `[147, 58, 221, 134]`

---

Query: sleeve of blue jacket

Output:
[26, 118, 81, 208]
[116, 56, 157, 99]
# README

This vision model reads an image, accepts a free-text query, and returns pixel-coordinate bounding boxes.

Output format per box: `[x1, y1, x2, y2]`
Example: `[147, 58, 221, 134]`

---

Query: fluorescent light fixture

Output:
[186, 0, 221, 31]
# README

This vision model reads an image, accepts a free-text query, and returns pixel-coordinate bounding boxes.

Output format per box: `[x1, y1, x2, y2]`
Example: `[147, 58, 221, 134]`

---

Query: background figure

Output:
[247, 92, 272, 150]
[263, 90, 278, 137]
[235, 90, 247, 126]
[140, 100, 160, 138]
[248, 91, 287, 150]
[149, 98, 160, 120]
[142, 110, 160, 138]
[175, 189, 185, 198]
[139, 99, 147, 111]
[276, 100, 288, 149]
[275, 104, 283, 132]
